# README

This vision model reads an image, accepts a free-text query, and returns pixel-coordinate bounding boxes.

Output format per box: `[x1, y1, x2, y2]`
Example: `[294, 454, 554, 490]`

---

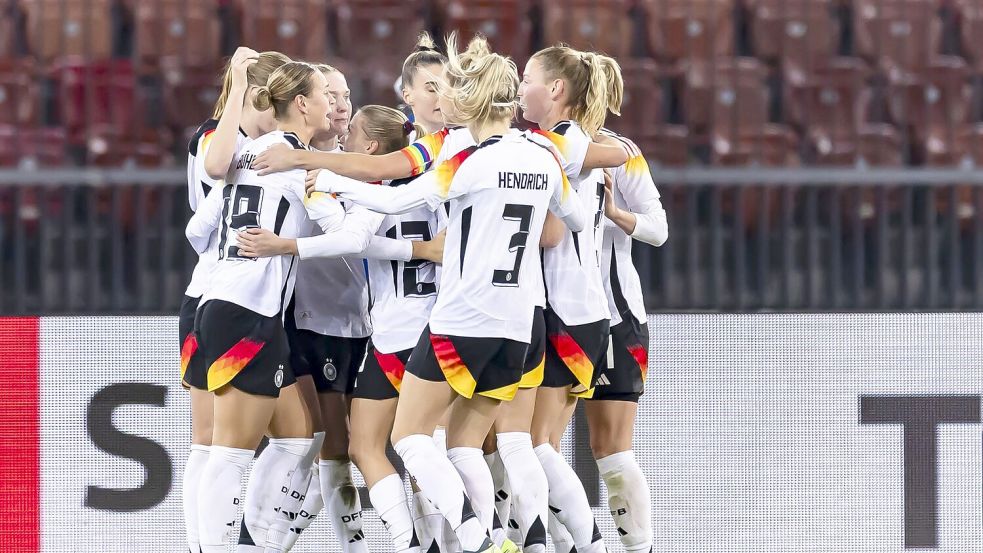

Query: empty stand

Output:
[0, 57, 38, 126]
[853, 0, 941, 77]
[160, 60, 222, 132]
[51, 59, 136, 140]
[236, 0, 328, 61]
[604, 59, 665, 142]
[440, 0, 532, 58]
[21, 0, 113, 62]
[886, 56, 971, 158]
[133, 0, 221, 68]
[0, 124, 67, 167]
[543, 0, 635, 57]
[644, 0, 734, 67]
[747, 0, 840, 78]
[334, 0, 427, 63]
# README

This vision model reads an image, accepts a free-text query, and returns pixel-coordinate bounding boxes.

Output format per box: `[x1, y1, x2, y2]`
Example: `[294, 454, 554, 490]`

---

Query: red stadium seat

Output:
[682, 57, 769, 133]
[644, 0, 734, 67]
[853, 0, 941, 78]
[886, 56, 971, 158]
[955, 0, 983, 70]
[334, 0, 427, 63]
[236, 0, 329, 61]
[441, 0, 532, 59]
[633, 124, 691, 167]
[161, 60, 222, 131]
[21, 0, 113, 63]
[133, 0, 221, 68]
[603, 59, 665, 142]
[0, 125, 68, 167]
[809, 123, 903, 165]
[747, 0, 840, 78]
[0, 1, 23, 57]
[0, 58, 39, 126]
[51, 59, 136, 141]
[85, 125, 173, 167]
[785, 57, 875, 154]
[542, 0, 635, 57]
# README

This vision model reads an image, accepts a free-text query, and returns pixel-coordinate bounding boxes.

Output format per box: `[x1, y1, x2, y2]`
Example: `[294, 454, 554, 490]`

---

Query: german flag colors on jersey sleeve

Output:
[401, 127, 450, 176]
[433, 144, 479, 199]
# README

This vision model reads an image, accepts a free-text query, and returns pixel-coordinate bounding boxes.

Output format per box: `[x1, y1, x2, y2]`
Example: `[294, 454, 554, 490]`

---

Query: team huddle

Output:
[178, 32, 668, 553]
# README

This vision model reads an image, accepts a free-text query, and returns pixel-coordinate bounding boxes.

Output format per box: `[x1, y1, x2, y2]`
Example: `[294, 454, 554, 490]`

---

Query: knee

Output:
[347, 436, 373, 470]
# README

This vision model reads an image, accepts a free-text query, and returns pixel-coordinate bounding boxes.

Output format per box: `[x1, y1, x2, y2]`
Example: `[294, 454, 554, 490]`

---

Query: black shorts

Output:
[353, 339, 412, 401]
[190, 299, 294, 397]
[287, 327, 368, 394]
[180, 295, 203, 388]
[541, 309, 610, 399]
[588, 316, 649, 402]
[519, 307, 546, 389]
[406, 326, 529, 401]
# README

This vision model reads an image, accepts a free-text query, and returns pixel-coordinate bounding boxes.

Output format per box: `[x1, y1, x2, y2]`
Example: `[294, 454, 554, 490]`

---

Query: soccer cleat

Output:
[499, 537, 522, 553]
[463, 536, 499, 553]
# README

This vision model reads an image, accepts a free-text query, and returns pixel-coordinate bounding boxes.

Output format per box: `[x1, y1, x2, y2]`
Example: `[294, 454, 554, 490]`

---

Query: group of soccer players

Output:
[178, 30, 668, 553]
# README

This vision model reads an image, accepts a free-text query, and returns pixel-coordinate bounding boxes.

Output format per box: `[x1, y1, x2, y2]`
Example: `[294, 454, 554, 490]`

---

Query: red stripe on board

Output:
[0, 317, 40, 551]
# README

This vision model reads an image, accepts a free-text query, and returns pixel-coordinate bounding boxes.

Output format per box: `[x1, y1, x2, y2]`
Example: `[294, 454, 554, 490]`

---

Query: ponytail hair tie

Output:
[402, 120, 415, 135]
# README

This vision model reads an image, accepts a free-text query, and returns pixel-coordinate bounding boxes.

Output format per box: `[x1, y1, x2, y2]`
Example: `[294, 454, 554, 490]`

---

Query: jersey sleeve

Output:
[185, 183, 226, 253]
[614, 147, 668, 247]
[295, 205, 384, 259]
[316, 166, 449, 214]
[286, 173, 348, 233]
[398, 128, 449, 176]
[359, 235, 414, 262]
[534, 128, 589, 180]
[548, 164, 586, 233]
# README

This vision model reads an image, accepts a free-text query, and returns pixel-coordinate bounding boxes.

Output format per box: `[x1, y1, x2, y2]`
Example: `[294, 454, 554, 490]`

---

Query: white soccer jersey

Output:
[292, 146, 374, 338]
[598, 129, 669, 326]
[399, 126, 476, 176]
[365, 176, 448, 353]
[315, 129, 585, 343]
[184, 122, 251, 298]
[537, 121, 611, 326]
[186, 130, 350, 318]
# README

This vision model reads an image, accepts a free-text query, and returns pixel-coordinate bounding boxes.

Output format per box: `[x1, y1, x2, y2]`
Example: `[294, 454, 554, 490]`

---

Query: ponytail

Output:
[531, 46, 612, 136]
[443, 32, 518, 127]
[598, 54, 624, 117]
[357, 104, 429, 154]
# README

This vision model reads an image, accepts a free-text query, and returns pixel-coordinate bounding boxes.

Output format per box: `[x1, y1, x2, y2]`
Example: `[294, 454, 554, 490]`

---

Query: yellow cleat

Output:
[499, 538, 521, 553]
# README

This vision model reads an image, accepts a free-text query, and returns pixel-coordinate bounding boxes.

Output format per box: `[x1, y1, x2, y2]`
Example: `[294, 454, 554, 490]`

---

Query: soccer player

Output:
[310, 33, 587, 553]
[399, 33, 447, 135]
[184, 62, 365, 553]
[517, 45, 630, 553]
[179, 46, 289, 553]
[587, 56, 668, 553]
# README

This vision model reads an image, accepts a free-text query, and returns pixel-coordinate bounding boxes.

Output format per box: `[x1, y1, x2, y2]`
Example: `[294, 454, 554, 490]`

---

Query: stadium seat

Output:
[0, 125, 68, 167]
[0, 58, 38, 126]
[21, 0, 113, 62]
[236, 0, 329, 61]
[886, 56, 971, 158]
[51, 59, 136, 141]
[809, 122, 903, 166]
[955, 0, 983, 70]
[603, 59, 665, 143]
[440, 0, 532, 59]
[0, 1, 24, 57]
[634, 124, 691, 167]
[85, 125, 173, 167]
[333, 0, 427, 63]
[682, 57, 769, 134]
[133, 0, 221, 68]
[853, 0, 942, 78]
[643, 0, 734, 67]
[785, 57, 874, 153]
[542, 0, 635, 57]
[747, 0, 840, 78]
[160, 60, 222, 131]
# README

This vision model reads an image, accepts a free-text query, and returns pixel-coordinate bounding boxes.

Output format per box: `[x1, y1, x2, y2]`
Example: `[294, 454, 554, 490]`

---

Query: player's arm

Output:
[185, 184, 227, 253]
[254, 147, 415, 180]
[548, 169, 586, 233]
[360, 233, 445, 264]
[310, 168, 445, 215]
[583, 134, 630, 171]
[203, 48, 258, 179]
[605, 160, 668, 247]
[540, 213, 566, 248]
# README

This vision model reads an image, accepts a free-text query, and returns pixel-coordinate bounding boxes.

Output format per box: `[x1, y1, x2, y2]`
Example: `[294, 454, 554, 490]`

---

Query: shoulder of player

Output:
[598, 127, 642, 159]
[188, 118, 218, 156]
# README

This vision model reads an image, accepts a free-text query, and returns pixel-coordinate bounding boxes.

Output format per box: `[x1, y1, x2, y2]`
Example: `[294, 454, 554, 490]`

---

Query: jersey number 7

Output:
[492, 203, 534, 287]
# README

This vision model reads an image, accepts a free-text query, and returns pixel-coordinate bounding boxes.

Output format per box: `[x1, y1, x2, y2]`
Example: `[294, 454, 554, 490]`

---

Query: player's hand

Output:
[229, 47, 260, 92]
[235, 228, 298, 258]
[304, 169, 322, 197]
[412, 230, 445, 263]
[255, 144, 297, 175]
[602, 171, 620, 220]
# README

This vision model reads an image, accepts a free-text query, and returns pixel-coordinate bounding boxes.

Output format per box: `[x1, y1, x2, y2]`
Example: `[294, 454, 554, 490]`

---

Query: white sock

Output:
[235, 439, 306, 551]
[198, 446, 254, 553]
[534, 444, 604, 553]
[279, 462, 324, 551]
[548, 508, 575, 553]
[432, 427, 447, 454]
[183, 444, 210, 553]
[394, 434, 489, 551]
[483, 451, 511, 547]
[320, 459, 368, 553]
[263, 437, 316, 552]
[447, 447, 495, 536]
[370, 473, 419, 552]
[413, 490, 451, 553]
[597, 451, 652, 552]
[498, 433, 548, 553]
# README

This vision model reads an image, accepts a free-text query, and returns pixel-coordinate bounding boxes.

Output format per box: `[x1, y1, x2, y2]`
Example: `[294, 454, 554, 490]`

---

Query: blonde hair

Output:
[212, 51, 291, 119]
[401, 32, 447, 88]
[442, 32, 519, 127]
[315, 63, 339, 77]
[532, 46, 610, 136]
[357, 105, 427, 155]
[598, 55, 624, 117]
[252, 62, 320, 119]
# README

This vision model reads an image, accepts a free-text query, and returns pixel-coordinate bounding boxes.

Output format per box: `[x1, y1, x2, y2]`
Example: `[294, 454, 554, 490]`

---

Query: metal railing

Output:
[4, 167, 983, 315]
